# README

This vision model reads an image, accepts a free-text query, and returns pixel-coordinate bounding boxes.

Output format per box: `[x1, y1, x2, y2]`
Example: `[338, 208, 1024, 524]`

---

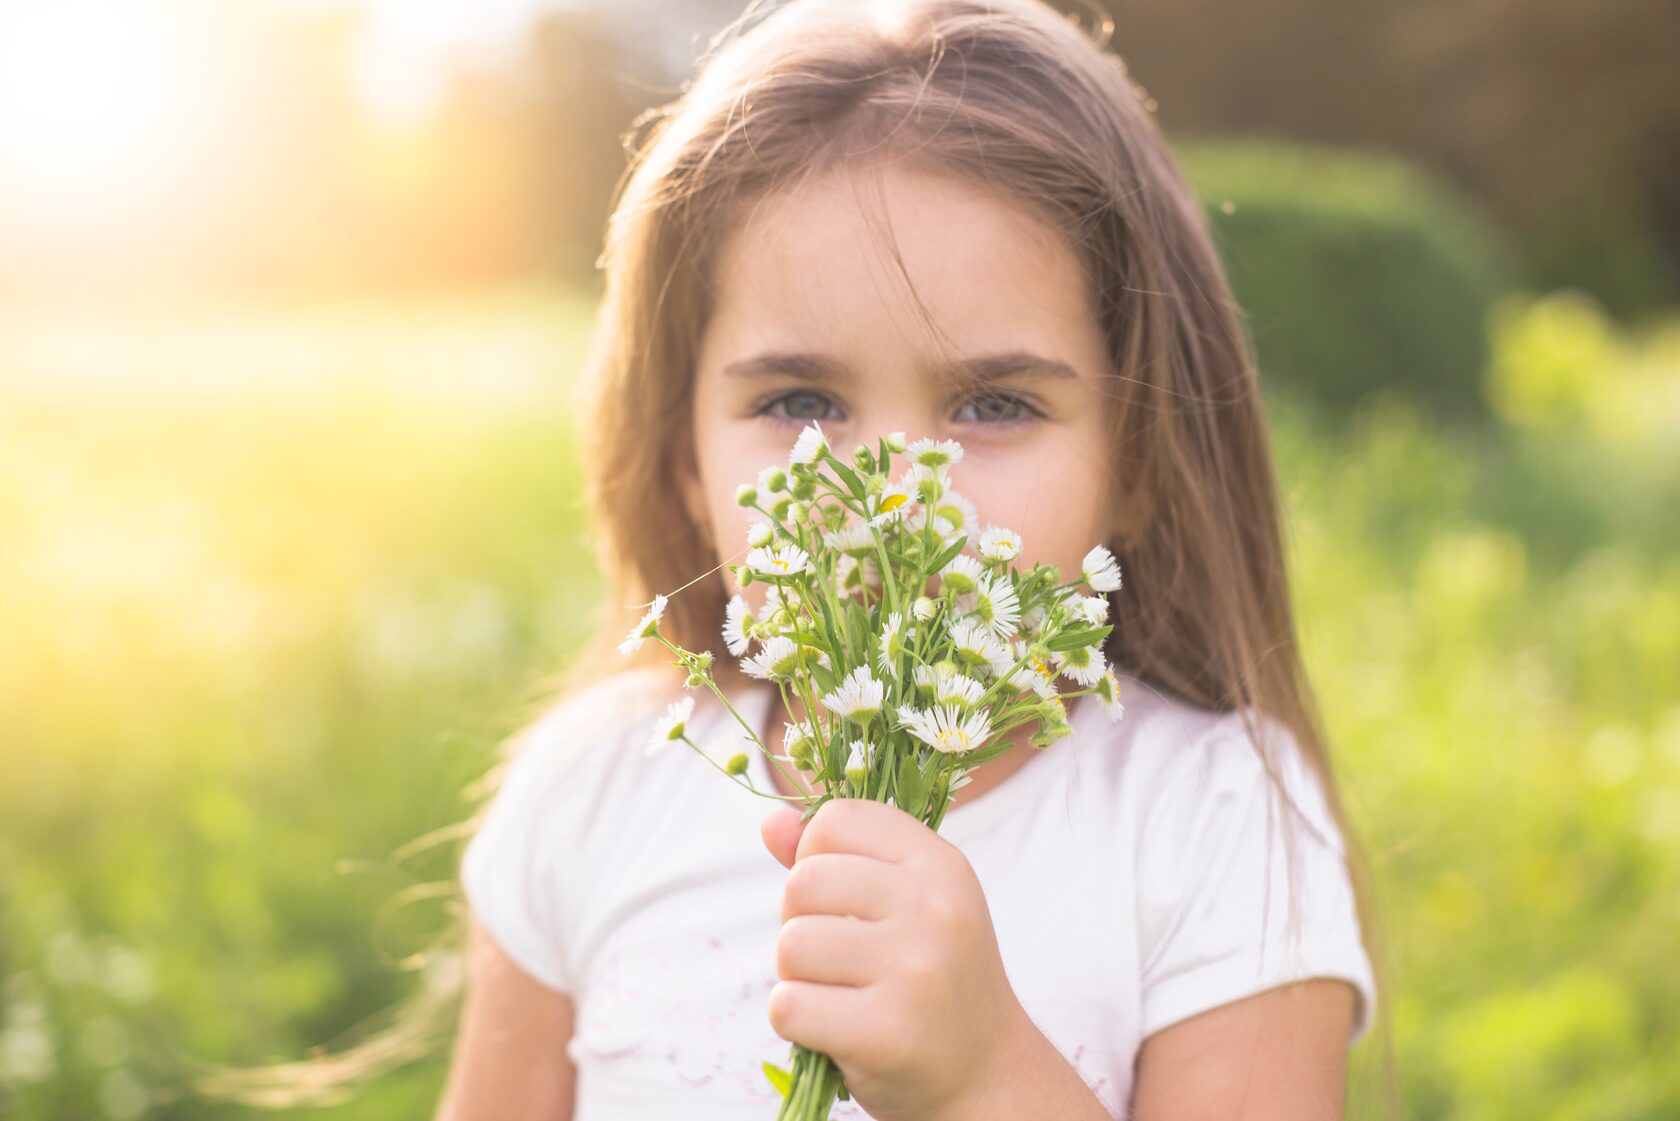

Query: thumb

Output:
[760, 805, 808, 870]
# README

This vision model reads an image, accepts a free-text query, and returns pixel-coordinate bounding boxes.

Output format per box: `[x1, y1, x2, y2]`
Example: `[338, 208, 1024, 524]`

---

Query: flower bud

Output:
[725, 753, 750, 776]
[844, 740, 870, 787]
[885, 432, 907, 453]
[912, 596, 938, 622]
[788, 739, 815, 772]
[764, 467, 788, 493]
[735, 484, 758, 507]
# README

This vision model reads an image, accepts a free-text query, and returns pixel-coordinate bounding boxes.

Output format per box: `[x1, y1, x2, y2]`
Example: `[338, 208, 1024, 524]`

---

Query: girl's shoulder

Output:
[1088, 672, 1344, 854]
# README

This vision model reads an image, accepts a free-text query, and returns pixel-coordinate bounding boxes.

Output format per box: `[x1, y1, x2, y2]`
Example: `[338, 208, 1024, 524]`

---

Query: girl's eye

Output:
[759, 390, 841, 423]
[954, 392, 1037, 424]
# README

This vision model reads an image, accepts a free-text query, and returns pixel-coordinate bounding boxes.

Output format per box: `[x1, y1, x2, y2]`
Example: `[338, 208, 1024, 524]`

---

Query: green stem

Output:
[653, 635, 811, 802]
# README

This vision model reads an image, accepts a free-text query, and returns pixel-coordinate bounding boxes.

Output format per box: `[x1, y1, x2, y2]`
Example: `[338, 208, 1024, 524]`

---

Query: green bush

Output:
[1175, 136, 1516, 421]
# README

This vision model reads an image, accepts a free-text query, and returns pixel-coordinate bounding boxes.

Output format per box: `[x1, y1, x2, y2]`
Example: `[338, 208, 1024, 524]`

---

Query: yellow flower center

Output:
[880, 492, 908, 512]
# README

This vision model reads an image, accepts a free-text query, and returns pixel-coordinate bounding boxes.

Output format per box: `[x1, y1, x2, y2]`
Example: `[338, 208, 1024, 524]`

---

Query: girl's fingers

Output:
[795, 796, 931, 864]
[774, 911, 885, 987]
[780, 851, 899, 923]
[767, 976, 878, 1061]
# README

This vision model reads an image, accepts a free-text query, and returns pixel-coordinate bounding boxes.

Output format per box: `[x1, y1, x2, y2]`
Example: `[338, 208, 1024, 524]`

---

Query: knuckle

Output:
[784, 856, 821, 905]
[775, 914, 814, 979]
[897, 949, 936, 987]
[766, 980, 797, 1035]
[922, 891, 961, 935]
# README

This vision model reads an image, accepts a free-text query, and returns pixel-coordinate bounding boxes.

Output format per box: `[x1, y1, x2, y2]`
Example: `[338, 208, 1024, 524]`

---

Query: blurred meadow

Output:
[1, 1, 1677, 1119]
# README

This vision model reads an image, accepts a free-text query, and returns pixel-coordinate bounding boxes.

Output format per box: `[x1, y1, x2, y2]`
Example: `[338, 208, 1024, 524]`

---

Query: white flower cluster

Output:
[620, 423, 1126, 815]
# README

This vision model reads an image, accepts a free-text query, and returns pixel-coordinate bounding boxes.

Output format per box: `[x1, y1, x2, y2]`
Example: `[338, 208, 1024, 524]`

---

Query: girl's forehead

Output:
[719, 162, 1070, 287]
[704, 163, 1094, 365]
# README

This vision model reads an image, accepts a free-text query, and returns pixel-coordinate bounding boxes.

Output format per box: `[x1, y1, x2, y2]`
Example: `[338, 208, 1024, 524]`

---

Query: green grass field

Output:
[1, 286, 1676, 1120]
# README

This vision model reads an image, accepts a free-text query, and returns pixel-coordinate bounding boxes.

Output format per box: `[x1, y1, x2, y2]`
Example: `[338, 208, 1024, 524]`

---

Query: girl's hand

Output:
[760, 798, 1038, 1121]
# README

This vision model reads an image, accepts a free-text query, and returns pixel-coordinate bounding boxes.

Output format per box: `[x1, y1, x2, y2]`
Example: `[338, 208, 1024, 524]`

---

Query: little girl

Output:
[438, 1, 1389, 1118]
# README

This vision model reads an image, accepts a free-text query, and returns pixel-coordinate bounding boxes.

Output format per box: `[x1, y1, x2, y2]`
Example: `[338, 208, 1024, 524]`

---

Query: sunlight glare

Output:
[0, 0, 204, 220]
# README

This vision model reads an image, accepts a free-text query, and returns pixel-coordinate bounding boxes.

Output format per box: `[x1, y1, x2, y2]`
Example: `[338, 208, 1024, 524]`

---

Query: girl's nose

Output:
[850, 406, 940, 447]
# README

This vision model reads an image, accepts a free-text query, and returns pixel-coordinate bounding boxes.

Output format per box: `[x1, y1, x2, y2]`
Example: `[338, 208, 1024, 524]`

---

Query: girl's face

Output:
[685, 161, 1122, 596]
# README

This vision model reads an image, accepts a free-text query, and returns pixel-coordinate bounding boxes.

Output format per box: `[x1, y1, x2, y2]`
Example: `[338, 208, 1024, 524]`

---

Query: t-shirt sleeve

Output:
[1133, 712, 1377, 1046]
[459, 695, 623, 996]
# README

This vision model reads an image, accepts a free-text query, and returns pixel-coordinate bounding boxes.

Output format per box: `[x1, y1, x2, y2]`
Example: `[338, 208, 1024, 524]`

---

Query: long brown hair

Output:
[194, 0, 1399, 1114]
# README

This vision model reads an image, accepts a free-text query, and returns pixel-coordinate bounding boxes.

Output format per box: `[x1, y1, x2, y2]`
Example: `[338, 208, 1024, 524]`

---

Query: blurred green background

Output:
[1, 1, 1676, 1118]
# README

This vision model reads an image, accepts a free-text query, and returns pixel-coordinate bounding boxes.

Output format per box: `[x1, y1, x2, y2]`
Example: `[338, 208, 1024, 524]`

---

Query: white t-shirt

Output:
[460, 664, 1377, 1120]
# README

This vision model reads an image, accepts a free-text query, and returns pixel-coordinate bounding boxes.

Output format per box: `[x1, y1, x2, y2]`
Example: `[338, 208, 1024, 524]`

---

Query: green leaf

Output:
[800, 791, 835, 823]
[927, 534, 969, 575]
[827, 455, 866, 499]
[762, 1061, 793, 1099]
[845, 601, 872, 666]
[809, 662, 838, 696]
[895, 753, 927, 818]
[1045, 624, 1112, 651]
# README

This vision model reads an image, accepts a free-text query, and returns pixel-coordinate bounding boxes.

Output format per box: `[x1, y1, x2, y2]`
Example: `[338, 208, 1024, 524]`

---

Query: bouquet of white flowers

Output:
[620, 423, 1125, 1120]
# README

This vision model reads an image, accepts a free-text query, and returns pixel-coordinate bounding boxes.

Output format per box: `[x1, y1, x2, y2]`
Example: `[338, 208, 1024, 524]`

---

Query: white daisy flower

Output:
[977, 525, 1023, 562]
[1005, 657, 1059, 701]
[1096, 668, 1126, 723]
[617, 593, 668, 656]
[822, 522, 877, 558]
[646, 696, 695, 755]
[950, 617, 1012, 676]
[746, 544, 811, 578]
[742, 636, 803, 681]
[877, 611, 915, 678]
[999, 638, 1059, 699]
[868, 482, 914, 527]
[789, 422, 828, 466]
[746, 519, 774, 548]
[762, 583, 803, 623]
[784, 721, 817, 758]
[701, 729, 754, 775]
[1076, 594, 1109, 625]
[929, 491, 980, 537]
[820, 666, 886, 723]
[722, 595, 755, 656]
[905, 437, 964, 468]
[973, 573, 1021, 640]
[1082, 544, 1123, 593]
[1052, 641, 1107, 688]
[844, 738, 871, 786]
[914, 663, 986, 707]
[939, 554, 985, 596]
[898, 704, 992, 754]
[901, 462, 951, 504]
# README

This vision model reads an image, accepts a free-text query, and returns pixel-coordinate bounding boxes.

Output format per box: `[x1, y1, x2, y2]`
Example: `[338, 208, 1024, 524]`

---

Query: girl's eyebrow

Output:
[720, 349, 1081, 385]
